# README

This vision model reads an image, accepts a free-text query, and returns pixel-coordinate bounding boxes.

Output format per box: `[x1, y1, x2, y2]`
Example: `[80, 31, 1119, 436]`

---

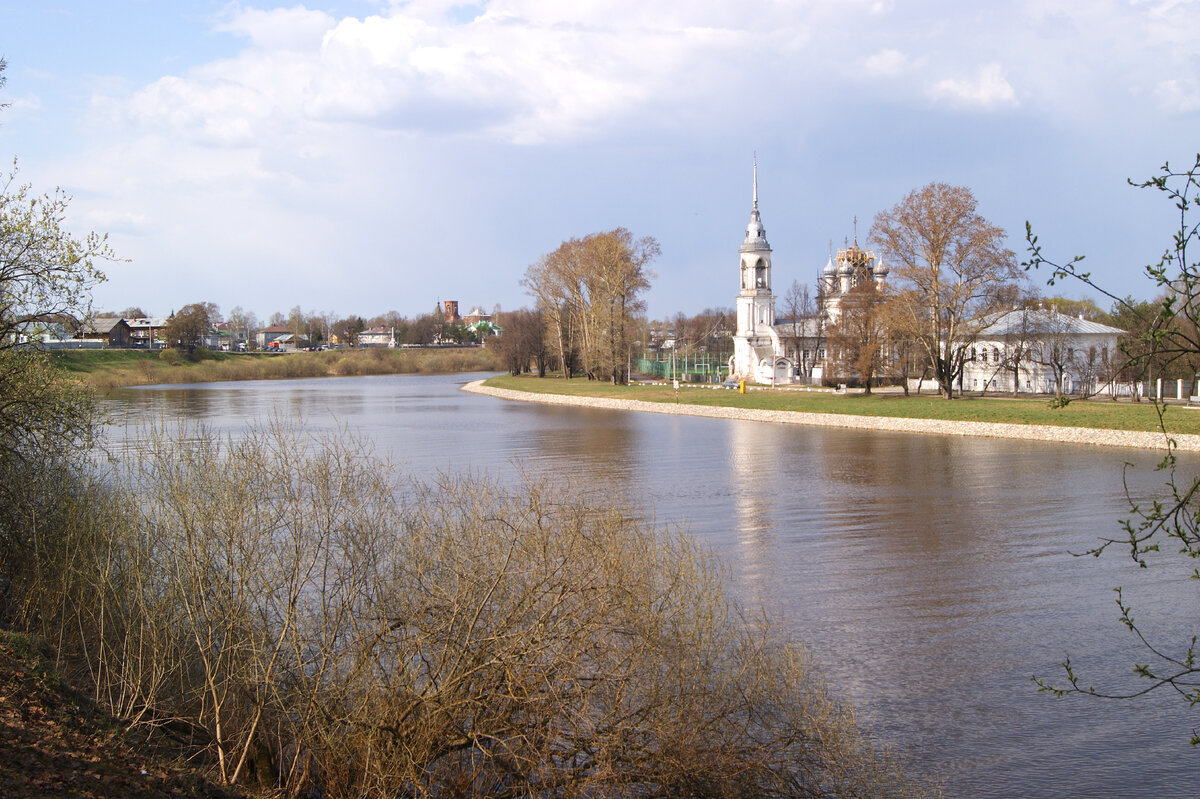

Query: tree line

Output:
[764, 182, 1184, 401]
[495, 187, 1175, 401]
[519, 228, 658, 384]
[97, 302, 501, 352]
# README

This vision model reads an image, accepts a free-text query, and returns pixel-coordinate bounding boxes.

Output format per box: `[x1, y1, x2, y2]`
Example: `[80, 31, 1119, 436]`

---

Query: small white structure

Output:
[359, 326, 396, 348]
[960, 308, 1124, 395]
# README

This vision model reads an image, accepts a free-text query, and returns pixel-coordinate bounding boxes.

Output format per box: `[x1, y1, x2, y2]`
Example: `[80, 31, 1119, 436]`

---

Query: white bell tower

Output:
[730, 158, 778, 381]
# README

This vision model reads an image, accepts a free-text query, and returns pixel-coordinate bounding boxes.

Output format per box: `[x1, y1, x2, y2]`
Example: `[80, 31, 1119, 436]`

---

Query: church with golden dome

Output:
[728, 162, 889, 385]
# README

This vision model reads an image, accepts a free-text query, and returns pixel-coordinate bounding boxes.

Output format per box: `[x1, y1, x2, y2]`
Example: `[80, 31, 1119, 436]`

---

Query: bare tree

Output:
[523, 245, 583, 378]
[493, 308, 547, 375]
[407, 308, 445, 345]
[523, 230, 656, 384]
[872, 183, 1021, 398]
[226, 305, 258, 347]
[826, 281, 889, 393]
[782, 278, 822, 378]
[162, 302, 212, 352]
[331, 314, 366, 348]
[1027, 309, 1119, 403]
[992, 309, 1039, 395]
[584, 229, 657, 383]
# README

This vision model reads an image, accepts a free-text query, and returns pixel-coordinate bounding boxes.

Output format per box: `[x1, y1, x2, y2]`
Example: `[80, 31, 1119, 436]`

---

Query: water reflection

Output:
[727, 420, 779, 608]
[102, 374, 1198, 799]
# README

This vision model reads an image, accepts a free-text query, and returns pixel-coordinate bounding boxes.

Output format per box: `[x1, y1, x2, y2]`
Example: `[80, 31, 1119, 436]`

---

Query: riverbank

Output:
[54, 347, 502, 388]
[0, 629, 244, 798]
[465, 377, 1200, 451]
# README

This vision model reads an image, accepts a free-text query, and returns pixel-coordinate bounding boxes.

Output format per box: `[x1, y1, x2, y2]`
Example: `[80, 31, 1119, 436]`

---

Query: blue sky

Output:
[2, 0, 1197, 322]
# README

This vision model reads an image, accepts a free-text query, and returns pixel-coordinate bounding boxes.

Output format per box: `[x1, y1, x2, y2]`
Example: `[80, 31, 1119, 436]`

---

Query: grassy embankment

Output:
[484, 373, 1200, 435]
[54, 346, 502, 389]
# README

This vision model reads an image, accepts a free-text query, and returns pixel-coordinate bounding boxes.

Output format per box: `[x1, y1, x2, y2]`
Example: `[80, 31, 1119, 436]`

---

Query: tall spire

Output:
[753, 152, 759, 211]
[740, 154, 769, 253]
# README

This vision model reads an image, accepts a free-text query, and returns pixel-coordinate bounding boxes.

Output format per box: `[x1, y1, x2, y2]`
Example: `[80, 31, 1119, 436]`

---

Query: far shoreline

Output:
[463, 379, 1200, 452]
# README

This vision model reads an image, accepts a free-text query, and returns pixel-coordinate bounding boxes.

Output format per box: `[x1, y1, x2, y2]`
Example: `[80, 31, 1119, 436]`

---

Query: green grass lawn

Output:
[483, 373, 1200, 435]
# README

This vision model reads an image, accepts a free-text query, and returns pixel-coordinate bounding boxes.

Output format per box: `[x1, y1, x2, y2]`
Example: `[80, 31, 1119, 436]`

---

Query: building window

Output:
[980, 348, 988, 363]
[992, 347, 1000, 362]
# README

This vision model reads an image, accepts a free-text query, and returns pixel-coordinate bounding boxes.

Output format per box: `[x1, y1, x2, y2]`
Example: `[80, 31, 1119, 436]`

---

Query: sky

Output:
[1, 0, 1198, 323]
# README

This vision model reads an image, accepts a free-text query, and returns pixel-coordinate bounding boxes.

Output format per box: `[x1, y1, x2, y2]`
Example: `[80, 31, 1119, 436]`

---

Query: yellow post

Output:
[738, 381, 745, 394]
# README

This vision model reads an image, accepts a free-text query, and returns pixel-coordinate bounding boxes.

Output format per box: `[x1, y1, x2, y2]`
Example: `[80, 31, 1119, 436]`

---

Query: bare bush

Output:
[6, 423, 928, 798]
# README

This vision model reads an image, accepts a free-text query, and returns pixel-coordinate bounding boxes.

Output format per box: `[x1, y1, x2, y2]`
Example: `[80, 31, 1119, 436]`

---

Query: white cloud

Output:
[929, 63, 1017, 109]
[80, 207, 149, 234]
[5, 95, 42, 114]
[863, 48, 909, 77]
[87, 2, 870, 153]
[215, 5, 338, 50]
[1154, 77, 1200, 114]
[25, 0, 1198, 321]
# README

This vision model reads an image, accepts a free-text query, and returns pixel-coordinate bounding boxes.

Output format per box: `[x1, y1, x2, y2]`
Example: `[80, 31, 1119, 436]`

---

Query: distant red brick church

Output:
[441, 301, 493, 326]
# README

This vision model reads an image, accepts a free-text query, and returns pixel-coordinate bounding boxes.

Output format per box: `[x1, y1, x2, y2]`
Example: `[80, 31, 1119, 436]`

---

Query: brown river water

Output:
[105, 372, 1199, 798]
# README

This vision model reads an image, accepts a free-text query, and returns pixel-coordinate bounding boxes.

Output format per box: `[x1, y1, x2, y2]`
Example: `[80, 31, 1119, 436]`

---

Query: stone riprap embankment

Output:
[463, 380, 1200, 452]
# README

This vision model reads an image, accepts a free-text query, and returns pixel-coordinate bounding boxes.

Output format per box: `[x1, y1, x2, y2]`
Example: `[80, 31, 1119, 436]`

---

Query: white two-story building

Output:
[959, 308, 1124, 396]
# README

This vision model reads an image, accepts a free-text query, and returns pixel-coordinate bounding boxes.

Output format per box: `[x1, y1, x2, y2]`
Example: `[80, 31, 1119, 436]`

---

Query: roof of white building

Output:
[976, 309, 1125, 337]
[772, 318, 822, 337]
[125, 317, 168, 329]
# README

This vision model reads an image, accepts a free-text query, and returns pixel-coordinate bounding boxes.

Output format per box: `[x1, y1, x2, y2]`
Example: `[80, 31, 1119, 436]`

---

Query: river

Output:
[104, 372, 1198, 798]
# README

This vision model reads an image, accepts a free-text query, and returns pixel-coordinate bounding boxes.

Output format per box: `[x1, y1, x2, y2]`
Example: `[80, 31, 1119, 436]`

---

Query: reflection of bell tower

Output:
[727, 418, 779, 609]
[731, 158, 777, 380]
